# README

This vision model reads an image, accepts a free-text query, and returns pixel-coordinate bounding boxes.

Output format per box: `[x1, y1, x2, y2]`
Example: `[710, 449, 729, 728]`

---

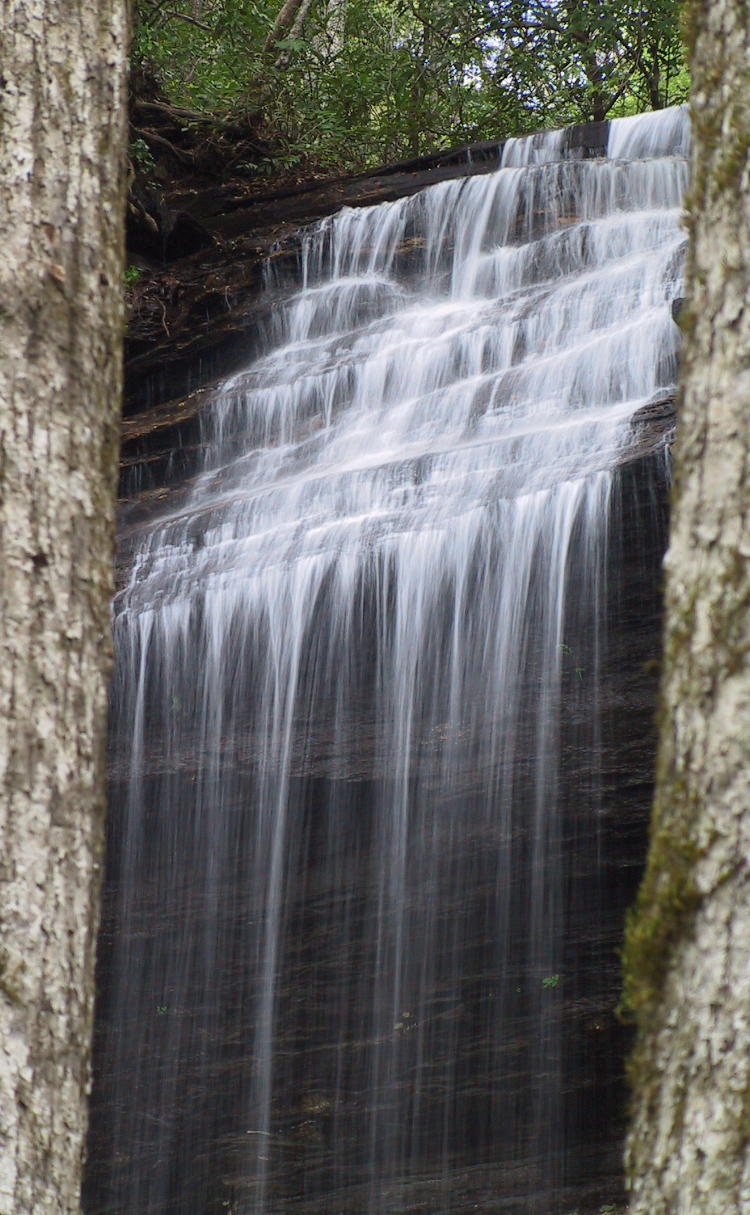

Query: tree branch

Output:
[160, 8, 212, 30]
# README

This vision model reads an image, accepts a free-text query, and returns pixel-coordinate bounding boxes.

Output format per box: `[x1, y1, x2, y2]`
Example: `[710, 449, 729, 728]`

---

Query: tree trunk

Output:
[272, 0, 317, 70]
[325, 0, 347, 53]
[625, 1, 750, 1210]
[263, 0, 312, 54]
[0, 2, 128, 1211]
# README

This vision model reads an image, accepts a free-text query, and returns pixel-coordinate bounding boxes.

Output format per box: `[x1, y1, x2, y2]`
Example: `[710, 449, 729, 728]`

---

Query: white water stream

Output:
[93, 107, 688, 1215]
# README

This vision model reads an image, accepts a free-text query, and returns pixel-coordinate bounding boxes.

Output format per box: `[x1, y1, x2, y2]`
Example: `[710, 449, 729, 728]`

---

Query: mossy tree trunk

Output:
[625, 1, 750, 1210]
[0, 2, 128, 1211]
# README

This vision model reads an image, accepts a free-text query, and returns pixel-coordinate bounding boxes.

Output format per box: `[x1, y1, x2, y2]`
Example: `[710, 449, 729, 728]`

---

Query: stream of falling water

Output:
[90, 107, 688, 1215]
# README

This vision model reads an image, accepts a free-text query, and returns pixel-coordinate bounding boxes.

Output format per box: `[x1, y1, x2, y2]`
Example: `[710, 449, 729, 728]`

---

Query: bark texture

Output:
[0, 2, 128, 1212]
[625, 1, 750, 1211]
[263, 0, 315, 53]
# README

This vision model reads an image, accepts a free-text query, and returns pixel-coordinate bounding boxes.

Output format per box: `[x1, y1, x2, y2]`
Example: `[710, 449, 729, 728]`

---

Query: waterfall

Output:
[89, 107, 688, 1215]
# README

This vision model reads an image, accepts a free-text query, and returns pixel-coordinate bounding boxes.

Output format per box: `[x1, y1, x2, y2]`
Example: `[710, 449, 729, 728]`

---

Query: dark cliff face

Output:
[91, 121, 675, 1215]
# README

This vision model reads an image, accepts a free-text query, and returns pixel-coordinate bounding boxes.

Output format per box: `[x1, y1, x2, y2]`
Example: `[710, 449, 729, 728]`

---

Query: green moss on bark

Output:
[621, 807, 701, 1026]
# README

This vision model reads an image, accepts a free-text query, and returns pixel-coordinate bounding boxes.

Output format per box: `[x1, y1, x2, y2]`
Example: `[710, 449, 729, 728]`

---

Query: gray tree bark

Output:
[0, 2, 128, 1211]
[625, 1, 750, 1211]
[263, 0, 308, 52]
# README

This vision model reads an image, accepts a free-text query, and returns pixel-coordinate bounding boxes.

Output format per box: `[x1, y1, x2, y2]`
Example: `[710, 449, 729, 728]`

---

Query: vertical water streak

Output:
[91, 107, 688, 1215]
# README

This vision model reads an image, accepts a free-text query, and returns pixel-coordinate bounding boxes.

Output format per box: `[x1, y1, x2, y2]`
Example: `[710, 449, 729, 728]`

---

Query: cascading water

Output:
[89, 107, 688, 1215]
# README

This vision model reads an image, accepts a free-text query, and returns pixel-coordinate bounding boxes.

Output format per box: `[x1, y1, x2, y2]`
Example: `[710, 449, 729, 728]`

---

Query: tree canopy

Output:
[133, 0, 689, 171]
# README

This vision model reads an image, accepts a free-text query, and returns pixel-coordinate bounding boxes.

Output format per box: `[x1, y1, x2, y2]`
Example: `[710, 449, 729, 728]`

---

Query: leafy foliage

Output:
[132, 0, 689, 172]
